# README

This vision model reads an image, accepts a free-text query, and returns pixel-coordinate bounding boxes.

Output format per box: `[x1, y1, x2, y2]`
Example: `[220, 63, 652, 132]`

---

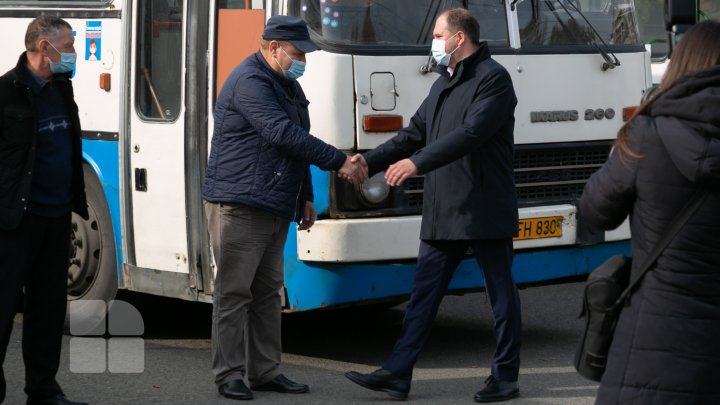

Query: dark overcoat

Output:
[580, 65, 720, 404]
[0, 53, 87, 230]
[364, 42, 518, 240]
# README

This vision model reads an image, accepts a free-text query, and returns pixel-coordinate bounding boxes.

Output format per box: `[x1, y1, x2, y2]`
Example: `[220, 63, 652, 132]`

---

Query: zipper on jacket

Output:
[22, 85, 39, 212]
[293, 184, 302, 223]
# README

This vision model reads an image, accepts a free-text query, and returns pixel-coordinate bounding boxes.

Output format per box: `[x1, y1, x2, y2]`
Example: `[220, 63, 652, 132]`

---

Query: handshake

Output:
[338, 154, 368, 186]
[337, 154, 419, 187]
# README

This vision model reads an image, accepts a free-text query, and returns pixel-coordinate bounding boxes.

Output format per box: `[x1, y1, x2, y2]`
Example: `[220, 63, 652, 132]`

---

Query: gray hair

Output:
[25, 16, 72, 51]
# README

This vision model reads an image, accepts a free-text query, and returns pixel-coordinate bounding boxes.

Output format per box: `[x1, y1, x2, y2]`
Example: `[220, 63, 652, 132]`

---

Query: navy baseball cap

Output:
[263, 15, 320, 53]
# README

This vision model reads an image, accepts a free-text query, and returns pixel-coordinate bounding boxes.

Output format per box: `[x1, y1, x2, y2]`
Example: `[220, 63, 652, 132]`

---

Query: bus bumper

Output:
[297, 204, 630, 262]
[284, 204, 631, 311]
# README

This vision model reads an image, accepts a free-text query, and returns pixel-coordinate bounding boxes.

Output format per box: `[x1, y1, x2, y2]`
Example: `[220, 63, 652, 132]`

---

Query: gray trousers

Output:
[205, 202, 289, 387]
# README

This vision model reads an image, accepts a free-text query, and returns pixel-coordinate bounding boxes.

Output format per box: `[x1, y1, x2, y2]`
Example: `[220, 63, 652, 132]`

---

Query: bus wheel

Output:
[65, 165, 118, 332]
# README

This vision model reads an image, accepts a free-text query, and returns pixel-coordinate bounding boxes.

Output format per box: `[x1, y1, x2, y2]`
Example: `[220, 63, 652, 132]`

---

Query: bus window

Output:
[136, 0, 184, 121]
[635, 0, 669, 61]
[700, 0, 720, 20]
[637, 0, 718, 63]
[0, 0, 110, 5]
[517, 0, 642, 48]
[215, 0, 265, 95]
[288, 0, 509, 50]
[218, 0, 265, 8]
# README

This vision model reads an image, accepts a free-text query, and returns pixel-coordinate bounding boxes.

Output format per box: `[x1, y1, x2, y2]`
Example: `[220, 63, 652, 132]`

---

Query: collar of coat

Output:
[253, 50, 301, 99]
[433, 41, 490, 86]
[12, 52, 71, 88]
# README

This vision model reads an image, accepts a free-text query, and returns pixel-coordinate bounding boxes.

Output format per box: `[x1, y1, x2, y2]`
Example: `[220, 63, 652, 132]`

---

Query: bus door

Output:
[128, 0, 190, 275]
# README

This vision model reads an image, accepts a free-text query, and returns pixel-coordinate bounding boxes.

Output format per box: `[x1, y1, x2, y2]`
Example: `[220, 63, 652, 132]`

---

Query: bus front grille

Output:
[330, 141, 613, 218]
[514, 141, 612, 207]
[396, 141, 613, 209]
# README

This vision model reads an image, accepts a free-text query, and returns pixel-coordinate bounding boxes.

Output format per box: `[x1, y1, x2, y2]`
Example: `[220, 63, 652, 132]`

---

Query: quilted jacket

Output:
[203, 51, 346, 221]
[580, 65, 720, 404]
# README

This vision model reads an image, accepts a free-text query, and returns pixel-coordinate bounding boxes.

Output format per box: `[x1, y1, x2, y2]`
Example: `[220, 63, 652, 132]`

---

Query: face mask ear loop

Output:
[46, 40, 60, 55]
[448, 32, 461, 56]
[280, 46, 293, 61]
[271, 42, 286, 74]
[44, 40, 61, 64]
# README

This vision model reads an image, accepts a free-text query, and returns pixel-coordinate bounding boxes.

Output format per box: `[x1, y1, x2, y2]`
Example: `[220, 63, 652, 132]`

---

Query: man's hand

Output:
[385, 159, 417, 186]
[338, 155, 368, 186]
[298, 201, 316, 231]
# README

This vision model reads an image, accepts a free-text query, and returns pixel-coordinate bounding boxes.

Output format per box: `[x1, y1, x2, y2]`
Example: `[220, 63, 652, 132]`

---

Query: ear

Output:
[456, 31, 465, 47]
[37, 38, 49, 55]
[269, 40, 280, 56]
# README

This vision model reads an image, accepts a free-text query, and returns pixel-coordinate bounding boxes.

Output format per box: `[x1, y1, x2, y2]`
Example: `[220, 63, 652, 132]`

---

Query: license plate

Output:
[514, 216, 563, 241]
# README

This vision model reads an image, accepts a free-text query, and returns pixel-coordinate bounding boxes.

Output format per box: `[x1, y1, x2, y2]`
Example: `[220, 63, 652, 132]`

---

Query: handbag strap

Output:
[614, 189, 709, 307]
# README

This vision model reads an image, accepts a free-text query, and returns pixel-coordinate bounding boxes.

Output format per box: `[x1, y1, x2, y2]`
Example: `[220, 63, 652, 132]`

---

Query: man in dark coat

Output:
[344, 8, 522, 403]
[580, 24, 720, 403]
[0, 16, 88, 405]
[202, 16, 364, 401]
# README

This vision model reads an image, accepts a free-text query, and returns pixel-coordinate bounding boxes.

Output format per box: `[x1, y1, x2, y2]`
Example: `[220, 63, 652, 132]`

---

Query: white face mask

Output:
[431, 32, 460, 66]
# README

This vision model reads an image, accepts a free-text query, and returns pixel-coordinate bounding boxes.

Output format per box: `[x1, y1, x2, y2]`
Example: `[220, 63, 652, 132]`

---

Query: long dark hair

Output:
[614, 20, 720, 160]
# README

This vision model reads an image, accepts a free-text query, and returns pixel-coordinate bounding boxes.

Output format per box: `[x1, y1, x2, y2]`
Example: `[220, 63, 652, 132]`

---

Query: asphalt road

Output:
[3, 282, 598, 404]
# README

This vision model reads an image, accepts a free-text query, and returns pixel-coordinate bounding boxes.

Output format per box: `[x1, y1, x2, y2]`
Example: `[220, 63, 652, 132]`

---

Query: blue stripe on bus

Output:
[283, 226, 630, 311]
[81, 139, 123, 281]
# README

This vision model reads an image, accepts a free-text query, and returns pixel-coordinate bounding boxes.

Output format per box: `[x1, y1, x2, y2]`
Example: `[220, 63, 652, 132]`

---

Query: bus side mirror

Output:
[664, 0, 697, 57]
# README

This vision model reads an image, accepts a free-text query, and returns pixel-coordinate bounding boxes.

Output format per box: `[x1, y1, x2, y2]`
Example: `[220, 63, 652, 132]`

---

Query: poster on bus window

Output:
[85, 21, 101, 61]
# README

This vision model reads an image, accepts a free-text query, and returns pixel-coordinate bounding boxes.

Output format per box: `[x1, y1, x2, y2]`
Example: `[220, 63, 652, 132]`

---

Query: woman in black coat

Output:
[580, 21, 720, 404]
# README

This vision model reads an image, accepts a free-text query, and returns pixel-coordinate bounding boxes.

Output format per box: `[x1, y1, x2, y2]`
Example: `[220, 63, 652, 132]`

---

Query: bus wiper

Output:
[556, 0, 621, 71]
[419, 0, 447, 74]
[420, 53, 436, 74]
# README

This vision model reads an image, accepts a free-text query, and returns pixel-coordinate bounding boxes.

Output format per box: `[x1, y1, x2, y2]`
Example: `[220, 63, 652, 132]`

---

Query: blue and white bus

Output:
[0, 0, 649, 311]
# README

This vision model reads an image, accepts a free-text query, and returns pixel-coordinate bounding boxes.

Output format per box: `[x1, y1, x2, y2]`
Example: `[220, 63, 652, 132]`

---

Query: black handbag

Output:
[574, 190, 708, 382]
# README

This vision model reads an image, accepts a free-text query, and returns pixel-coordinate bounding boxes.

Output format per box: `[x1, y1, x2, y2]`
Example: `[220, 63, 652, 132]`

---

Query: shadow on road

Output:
[116, 283, 585, 370]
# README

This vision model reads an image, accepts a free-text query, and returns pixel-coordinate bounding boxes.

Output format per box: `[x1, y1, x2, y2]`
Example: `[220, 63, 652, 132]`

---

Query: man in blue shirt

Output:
[0, 16, 88, 405]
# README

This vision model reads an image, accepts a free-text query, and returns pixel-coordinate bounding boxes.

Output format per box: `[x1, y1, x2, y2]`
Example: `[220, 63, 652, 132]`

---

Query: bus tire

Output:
[65, 164, 118, 334]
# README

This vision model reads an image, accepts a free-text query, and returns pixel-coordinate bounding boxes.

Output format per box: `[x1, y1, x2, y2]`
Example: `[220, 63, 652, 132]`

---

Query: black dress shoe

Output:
[474, 375, 519, 403]
[218, 379, 253, 400]
[27, 394, 88, 405]
[345, 369, 410, 400]
[252, 374, 309, 394]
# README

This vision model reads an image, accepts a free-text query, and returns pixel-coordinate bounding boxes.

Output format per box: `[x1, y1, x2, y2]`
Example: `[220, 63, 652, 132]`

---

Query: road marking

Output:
[517, 396, 595, 404]
[283, 355, 589, 381]
[547, 385, 598, 391]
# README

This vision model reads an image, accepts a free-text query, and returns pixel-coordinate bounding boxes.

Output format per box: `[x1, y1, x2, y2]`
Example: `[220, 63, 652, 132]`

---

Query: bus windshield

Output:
[287, 0, 642, 51]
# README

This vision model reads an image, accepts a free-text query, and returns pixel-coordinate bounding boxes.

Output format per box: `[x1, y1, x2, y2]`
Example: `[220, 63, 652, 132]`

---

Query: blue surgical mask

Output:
[47, 41, 77, 74]
[274, 46, 306, 80]
[431, 32, 460, 66]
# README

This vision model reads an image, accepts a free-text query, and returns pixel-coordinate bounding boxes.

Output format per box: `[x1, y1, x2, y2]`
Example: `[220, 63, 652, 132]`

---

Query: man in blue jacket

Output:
[345, 9, 522, 403]
[203, 16, 364, 401]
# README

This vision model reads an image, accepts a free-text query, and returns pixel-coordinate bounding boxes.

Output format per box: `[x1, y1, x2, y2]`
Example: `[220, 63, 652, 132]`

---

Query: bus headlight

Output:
[359, 172, 390, 205]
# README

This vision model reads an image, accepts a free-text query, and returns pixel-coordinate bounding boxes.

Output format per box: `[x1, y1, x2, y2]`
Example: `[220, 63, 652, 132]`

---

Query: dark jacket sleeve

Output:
[303, 165, 314, 202]
[579, 129, 642, 230]
[362, 96, 429, 176]
[232, 72, 346, 171]
[409, 69, 516, 175]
